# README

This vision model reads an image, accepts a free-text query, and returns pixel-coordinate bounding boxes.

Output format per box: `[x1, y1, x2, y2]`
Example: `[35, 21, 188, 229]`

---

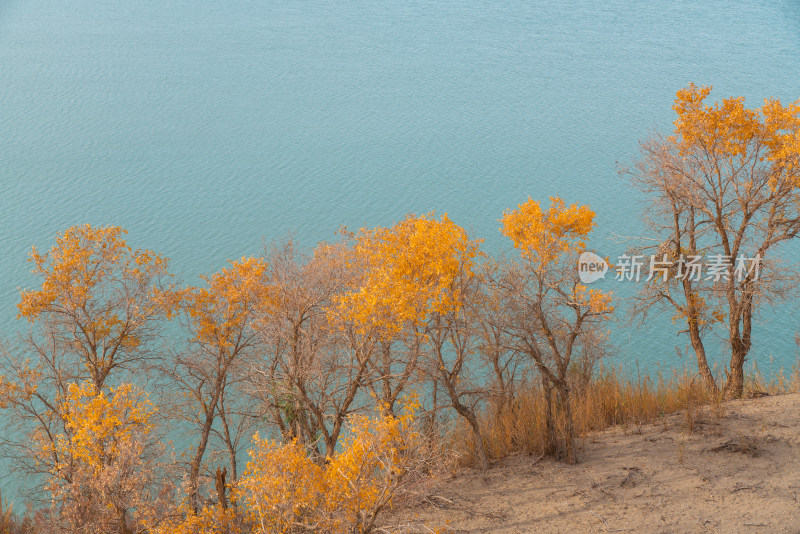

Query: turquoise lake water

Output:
[2, 0, 800, 503]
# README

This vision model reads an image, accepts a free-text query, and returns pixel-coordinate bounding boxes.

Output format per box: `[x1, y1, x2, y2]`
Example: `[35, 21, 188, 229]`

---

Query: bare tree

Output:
[475, 260, 526, 407]
[253, 240, 373, 459]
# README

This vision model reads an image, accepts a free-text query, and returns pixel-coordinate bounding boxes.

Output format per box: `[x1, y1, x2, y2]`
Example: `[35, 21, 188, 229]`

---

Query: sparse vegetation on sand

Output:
[391, 390, 800, 533]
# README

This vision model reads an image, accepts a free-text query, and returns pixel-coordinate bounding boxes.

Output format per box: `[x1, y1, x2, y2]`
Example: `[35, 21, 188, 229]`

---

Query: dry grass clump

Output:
[0, 491, 33, 534]
[742, 360, 800, 397]
[711, 435, 760, 457]
[454, 362, 800, 466]
[0, 492, 17, 534]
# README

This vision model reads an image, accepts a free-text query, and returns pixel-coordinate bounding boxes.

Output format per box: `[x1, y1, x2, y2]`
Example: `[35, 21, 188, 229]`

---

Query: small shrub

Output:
[150, 504, 240, 534]
[238, 398, 434, 534]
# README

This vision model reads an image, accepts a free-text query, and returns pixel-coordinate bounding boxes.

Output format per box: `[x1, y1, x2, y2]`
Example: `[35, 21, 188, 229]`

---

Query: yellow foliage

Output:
[324, 398, 421, 531]
[238, 399, 425, 534]
[19, 224, 173, 324]
[0, 363, 42, 407]
[574, 284, 614, 314]
[37, 381, 158, 532]
[237, 437, 323, 533]
[181, 257, 270, 349]
[337, 213, 482, 333]
[150, 504, 240, 534]
[16, 225, 177, 387]
[57, 381, 154, 475]
[500, 197, 612, 315]
[500, 197, 595, 267]
[673, 83, 800, 173]
[671, 292, 725, 327]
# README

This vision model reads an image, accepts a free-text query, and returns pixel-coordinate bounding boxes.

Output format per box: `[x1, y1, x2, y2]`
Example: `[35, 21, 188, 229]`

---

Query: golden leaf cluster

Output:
[57, 381, 154, 475]
[500, 197, 595, 267]
[181, 257, 270, 349]
[151, 504, 239, 534]
[671, 292, 725, 327]
[237, 398, 424, 533]
[673, 83, 800, 173]
[574, 284, 614, 314]
[337, 213, 482, 333]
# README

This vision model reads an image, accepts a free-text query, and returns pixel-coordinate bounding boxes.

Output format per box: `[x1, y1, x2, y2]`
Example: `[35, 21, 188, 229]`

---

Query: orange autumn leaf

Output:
[237, 397, 425, 534]
[574, 284, 614, 314]
[57, 381, 155, 475]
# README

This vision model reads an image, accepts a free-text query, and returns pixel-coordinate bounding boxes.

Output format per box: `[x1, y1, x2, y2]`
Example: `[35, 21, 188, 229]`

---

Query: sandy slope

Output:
[392, 393, 800, 533]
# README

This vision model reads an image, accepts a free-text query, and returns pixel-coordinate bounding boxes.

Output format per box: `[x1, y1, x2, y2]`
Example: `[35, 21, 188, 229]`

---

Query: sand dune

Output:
[394, 393, 800, 533]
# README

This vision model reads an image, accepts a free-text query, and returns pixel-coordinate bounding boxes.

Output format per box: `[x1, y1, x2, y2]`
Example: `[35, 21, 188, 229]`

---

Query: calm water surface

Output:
[2, 0, 800, 502]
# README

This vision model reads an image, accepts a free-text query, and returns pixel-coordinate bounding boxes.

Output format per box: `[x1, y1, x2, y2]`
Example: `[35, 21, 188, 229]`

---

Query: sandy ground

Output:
[390, 393, 800, 533]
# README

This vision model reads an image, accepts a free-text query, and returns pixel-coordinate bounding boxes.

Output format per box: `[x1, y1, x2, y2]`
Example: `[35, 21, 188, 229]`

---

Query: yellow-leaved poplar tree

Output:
[340, 213, 482, 333]
[47, 381, 159, 534]
[172, 257, 270, 511]
[18, 224, 176, 389]
[0, 225, 175, 503]
[500, 197, 613, 463]
[337, 213, 482, 415]
[630, 84, 800, 398]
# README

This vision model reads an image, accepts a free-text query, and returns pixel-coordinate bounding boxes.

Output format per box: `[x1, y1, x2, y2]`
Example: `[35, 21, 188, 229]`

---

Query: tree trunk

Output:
[541, 375, 557, 458]
[189, 382, 223, 512]
[724, 344, 747, 399]
[724, 298, 753, 399]
[683, 278, 719, 396]
[189, 417, 214, 512]
[219, 394, 239, 485]
[117, 507, 131, 534]
[459, 407, 489, 471]
[687, 319, 719, 396]
[225, 432, 238, 487]
[555, 382, 576, 464]
[442, 367, 489, 471]
[215, 466, 228, 510]
[425, 376, 439, 442]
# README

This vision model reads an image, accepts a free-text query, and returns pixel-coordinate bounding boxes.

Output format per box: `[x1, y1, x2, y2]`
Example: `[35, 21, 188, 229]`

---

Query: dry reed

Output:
[453, 362, 800, 466]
